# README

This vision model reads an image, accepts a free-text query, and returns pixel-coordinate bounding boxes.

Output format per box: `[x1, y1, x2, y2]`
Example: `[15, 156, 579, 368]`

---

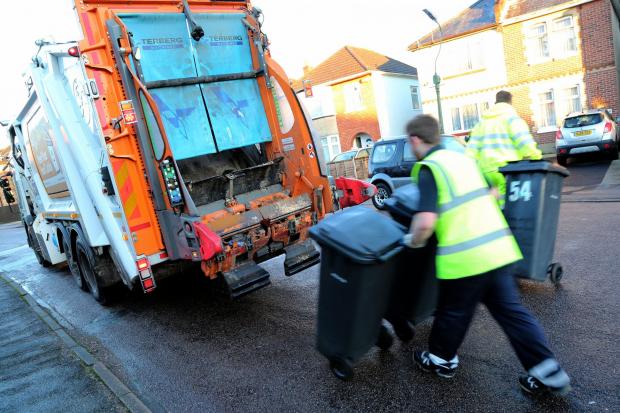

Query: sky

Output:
[0, 0, 474, 145]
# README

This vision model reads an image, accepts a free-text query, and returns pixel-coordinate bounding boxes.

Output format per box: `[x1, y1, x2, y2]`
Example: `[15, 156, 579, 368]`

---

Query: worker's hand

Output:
[402, 234, 427, 249]
[490, 187, 500, 200]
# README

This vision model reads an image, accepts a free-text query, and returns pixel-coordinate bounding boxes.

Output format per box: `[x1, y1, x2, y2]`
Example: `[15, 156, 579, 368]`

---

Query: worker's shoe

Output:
[519, 359, 571, 396]
[413, 350, 458, 379]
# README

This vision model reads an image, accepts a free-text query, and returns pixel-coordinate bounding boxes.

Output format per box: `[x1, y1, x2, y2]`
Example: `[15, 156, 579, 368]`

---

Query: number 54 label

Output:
[508, 180, 533, 202]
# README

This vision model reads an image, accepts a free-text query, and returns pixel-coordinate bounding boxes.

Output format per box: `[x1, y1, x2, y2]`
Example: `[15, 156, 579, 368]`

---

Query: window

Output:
[563, 85, 581, 115]
[411, 86, 421, 110]
[451, 108, 462, 131]
[343, 82, 364, 112]
[527, 15, 578, 62]
[553, 16, 577, 54]
[538, 90, 556, 128]
[442, 38, 485, 76]
[403, 141, 416, 162]
[371, 143, 397, 163]
[320, 135, 341, 162]
[535, 84, 582, 129]
[528, 23, 549, 59]
[305, 86, 335, 119]
[449, 102, 489, 132]
[462, 104, 480, 130]
[563, 114, 602, 129]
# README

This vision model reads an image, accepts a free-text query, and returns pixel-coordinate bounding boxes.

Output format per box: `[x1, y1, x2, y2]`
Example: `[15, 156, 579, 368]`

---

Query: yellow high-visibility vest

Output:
[412, 149, 522, 279]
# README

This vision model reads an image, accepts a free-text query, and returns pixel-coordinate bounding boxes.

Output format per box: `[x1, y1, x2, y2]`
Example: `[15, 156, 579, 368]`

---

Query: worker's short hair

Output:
[406, 114, 440, 145]
[496, 90, 513, 104]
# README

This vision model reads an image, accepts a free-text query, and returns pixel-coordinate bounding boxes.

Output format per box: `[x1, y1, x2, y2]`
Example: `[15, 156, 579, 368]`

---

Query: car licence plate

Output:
[574, 130, 593, 137]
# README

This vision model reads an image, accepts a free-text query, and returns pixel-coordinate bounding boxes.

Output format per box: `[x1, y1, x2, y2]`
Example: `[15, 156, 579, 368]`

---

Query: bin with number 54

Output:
[499, 161, 569, 284]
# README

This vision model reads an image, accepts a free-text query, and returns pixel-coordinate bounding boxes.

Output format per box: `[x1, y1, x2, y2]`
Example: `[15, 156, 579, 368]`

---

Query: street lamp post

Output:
[423, 9, 444, 134]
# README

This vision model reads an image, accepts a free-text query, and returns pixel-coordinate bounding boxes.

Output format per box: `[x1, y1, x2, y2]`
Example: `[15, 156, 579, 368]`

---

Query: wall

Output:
[412, 29, 509, 106]
[372, 72, 422, 139]
[580, 0, 620, 115]
[331, 74, 381, 150]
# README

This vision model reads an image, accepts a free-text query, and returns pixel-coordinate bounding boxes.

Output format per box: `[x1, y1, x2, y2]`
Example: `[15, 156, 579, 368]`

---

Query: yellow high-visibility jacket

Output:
[467, 103, 542, 177]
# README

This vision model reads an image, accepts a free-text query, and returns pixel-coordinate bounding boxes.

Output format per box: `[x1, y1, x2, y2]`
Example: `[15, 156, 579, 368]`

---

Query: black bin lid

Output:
[499, 160, 570, 177]
[384, 184, 420, 216]
[309, 207, 405, 264]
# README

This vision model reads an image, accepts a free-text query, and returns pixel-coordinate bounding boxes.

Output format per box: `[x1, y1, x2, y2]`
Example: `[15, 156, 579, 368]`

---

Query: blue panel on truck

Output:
[120, 13, 217, 160]
[194, 13, 272, 150]
[193, 13, 253, 75]
[201, 79, 272, 151]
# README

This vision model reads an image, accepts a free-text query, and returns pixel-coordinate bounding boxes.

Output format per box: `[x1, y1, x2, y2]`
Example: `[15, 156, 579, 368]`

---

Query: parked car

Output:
[556, 109, 619, 166]
[327, 147, 371, 180]
[369, 135, 464, 209]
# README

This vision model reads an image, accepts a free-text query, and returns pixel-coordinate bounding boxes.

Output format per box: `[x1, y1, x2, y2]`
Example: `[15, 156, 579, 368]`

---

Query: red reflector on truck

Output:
[137, 258, 149, 270]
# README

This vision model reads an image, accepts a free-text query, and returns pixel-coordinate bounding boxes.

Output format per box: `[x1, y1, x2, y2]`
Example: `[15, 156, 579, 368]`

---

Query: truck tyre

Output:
[62, 235, 86, 291]
[75, 239, 119, 305]
[25, 223, 51, 268]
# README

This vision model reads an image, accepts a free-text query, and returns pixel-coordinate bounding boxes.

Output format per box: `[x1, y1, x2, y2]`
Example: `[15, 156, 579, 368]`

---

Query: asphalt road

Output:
[1, 161, 619, 413]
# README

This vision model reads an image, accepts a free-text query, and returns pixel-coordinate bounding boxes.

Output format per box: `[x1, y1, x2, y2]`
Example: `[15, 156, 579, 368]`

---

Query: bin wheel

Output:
[329, 358, 354, 381]
[548, 263, 564, 284]
[375, 325, 394, 350]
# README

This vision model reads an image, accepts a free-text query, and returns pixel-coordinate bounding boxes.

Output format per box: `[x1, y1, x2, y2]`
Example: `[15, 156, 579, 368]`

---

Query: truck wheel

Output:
[372, 183, 391, 210]
[62, 236, 86, 291]
[330, 358, 354, 381]
[75, 239, 117, 305]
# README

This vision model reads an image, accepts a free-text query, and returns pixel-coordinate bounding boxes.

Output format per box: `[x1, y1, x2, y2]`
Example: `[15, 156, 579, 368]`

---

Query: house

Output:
[409, 0, 620, 153]
[294, 46, 421, 162]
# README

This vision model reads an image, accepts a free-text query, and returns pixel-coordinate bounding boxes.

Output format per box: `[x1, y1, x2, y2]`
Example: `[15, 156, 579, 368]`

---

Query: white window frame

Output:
[538, 89, 556, 129]
[552, 16, 577, 56]
[343, 82, 364, 113]
[526, 14, 578, 64]
[321, 134, 341, 162]
[527, 22, 550, 62]
[410, 85, 421, 110]
[448, 101, 490, 132]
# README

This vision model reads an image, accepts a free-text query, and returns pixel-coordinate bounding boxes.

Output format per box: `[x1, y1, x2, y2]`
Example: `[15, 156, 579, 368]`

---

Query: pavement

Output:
[0, 158, 619, 412]
[0, 275, 125, 412]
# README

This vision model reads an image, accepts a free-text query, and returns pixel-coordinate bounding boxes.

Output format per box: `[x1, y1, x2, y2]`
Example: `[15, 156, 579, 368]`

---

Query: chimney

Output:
[302, 62, 313, 77]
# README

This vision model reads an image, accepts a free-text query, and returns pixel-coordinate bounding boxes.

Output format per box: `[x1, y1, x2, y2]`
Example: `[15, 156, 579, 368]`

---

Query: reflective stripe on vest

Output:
[413, 150, 522, 279]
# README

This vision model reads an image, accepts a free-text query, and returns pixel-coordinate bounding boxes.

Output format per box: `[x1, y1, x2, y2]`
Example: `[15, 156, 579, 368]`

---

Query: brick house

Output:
[409, 0, 620, 153]
[294, 46, 421, 162]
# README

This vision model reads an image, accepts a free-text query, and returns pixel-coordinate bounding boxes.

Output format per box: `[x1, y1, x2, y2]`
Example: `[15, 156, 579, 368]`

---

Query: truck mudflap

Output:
[283, 239, 320, 276]
[334, 177, 377, 208]
[221, 262, 271, 300]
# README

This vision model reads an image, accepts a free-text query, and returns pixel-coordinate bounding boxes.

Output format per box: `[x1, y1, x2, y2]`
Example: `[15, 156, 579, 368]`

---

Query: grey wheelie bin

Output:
[384, 184, 438, 341]
[309, 207, 405, 381]
[499, 160, 569, 284]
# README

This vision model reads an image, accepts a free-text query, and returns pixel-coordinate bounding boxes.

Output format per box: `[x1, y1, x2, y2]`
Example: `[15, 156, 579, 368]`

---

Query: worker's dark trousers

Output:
[429, 264, 555, 370]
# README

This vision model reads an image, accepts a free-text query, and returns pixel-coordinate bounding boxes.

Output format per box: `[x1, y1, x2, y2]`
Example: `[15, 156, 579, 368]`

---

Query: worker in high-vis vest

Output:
[467, 91, 542, 206]
[403, 114, 570, 396]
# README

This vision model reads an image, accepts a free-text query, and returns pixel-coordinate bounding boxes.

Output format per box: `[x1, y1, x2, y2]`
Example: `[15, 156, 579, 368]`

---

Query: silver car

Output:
[556, 109, 619, 166]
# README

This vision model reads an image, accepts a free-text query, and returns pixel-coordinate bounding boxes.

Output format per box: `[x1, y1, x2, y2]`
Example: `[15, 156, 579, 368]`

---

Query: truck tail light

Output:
[555, 130, 563, 140]
[136, 257, 156, 293]
[603, 121, 612, 134]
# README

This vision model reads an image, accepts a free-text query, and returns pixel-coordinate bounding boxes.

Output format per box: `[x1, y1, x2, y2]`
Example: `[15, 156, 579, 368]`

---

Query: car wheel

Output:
[557, 156, 568, 167]
[372, 183, 391, 210]
[610, 150, 619, 161]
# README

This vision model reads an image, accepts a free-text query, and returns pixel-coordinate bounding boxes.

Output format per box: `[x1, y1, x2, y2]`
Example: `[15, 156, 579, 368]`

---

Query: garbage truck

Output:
[8, 0, 372, 304]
